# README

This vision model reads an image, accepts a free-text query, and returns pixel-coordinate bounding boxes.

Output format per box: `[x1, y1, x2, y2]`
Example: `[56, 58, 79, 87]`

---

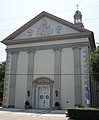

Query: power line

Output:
[0, 17, 99, 32]
[80, 5, 99, 10]
[0, 4, 99, 22]
[0, 28, 16, 31]
[0, 15, 33, 21]
[0, 5, 99, 32]
[83, 17, 99, 21]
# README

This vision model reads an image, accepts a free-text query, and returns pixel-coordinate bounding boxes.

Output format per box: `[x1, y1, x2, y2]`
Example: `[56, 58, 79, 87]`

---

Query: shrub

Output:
[67, 107, 99, 120]
[25, 101, 29, 105]
[24, 101, 30, 109]
[55, 102, 60, 106]
[54, 102, 61, 110]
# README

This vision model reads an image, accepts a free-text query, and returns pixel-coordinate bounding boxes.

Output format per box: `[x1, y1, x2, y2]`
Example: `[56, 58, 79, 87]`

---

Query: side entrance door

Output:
[38, 86, 50, 109]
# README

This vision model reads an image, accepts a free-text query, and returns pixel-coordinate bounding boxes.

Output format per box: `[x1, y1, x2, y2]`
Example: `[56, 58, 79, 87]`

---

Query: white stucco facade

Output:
[34, 49, 54, 80]
[15, 51, 28, 108]
[2, 11, 95, 109]
[61, 48, 74, 108]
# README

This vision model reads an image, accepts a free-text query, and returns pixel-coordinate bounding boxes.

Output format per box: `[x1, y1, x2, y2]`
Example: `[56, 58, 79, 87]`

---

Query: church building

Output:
[1, 10, 95, 109]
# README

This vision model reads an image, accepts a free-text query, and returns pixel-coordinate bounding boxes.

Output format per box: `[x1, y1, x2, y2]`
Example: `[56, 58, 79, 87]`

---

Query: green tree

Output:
[0, 62, 5, 102]
[88, 47, 99, 107]
[88, 47, 99, 81]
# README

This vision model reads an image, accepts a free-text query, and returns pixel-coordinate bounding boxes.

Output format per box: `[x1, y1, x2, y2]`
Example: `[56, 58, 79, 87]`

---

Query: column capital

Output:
[27, 49, 36, 54]
[72, 46, 82, 50]
[53, 47, 62, 52]
[11, 51, 19, 55]
[6, 49, 19, 54]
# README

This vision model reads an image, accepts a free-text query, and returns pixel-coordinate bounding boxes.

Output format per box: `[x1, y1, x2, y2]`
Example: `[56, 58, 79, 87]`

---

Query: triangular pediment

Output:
[14, 17, 79, 40]
[2, 11, 95, 47]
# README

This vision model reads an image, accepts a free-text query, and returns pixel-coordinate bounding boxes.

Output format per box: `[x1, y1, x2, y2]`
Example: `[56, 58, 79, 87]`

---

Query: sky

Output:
[0, 0, 99, 62]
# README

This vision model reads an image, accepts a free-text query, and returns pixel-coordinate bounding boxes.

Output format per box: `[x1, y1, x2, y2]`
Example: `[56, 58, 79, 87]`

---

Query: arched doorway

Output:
[32, 77, 54, 109]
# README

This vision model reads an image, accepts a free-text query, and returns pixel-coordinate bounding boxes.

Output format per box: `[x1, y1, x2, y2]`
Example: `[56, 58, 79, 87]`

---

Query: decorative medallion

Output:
[55, 25, 62, 34]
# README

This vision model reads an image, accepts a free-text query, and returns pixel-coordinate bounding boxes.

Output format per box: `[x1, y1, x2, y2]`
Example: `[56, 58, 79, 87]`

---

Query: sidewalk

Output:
[0, 107, 66, 115]
[0, 108, 69, 120]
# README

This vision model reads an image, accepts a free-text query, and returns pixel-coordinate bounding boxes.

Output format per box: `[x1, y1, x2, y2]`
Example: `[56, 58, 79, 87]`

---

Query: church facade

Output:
[2, 11, 95, 109]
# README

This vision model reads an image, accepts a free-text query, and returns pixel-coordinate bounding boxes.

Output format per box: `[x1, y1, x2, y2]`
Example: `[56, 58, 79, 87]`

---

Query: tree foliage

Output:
[88, 47, 99, 81]
[0, 62, 5, 99]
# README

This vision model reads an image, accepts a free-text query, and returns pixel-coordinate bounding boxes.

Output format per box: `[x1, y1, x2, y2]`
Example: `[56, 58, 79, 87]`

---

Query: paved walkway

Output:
[0, 108, 71, 120]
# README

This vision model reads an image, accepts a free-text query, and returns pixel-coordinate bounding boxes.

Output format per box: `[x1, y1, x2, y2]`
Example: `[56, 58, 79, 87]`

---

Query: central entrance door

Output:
[38, 86, 50, 109]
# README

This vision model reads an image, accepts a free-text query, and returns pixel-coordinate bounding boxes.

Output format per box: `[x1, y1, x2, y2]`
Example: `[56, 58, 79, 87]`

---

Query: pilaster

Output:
[53, 48, 62, 107]
[73, 46, 82, 106]
[27, 50, 35, 107]
[8, 51, 18, 107]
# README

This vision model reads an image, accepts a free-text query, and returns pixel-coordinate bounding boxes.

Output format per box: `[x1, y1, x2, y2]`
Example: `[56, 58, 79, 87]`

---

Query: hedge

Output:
[67, 107, 99, 120]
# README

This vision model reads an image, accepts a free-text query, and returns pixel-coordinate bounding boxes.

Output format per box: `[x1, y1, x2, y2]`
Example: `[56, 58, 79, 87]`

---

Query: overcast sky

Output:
[0, 0, 99, 62]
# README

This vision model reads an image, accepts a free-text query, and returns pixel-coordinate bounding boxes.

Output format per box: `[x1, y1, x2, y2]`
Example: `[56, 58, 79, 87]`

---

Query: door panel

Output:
[38, 87, 50, 108]
[39, 93, 44, 108]
[45, 93, 50, 108]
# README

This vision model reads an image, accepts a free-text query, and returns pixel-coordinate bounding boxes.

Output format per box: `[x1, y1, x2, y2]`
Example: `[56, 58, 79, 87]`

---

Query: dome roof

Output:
[75, 10, 81, 15]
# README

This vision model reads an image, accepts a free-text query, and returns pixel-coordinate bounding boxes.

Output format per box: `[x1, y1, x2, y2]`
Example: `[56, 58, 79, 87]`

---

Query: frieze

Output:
[37, 19, 53, 36]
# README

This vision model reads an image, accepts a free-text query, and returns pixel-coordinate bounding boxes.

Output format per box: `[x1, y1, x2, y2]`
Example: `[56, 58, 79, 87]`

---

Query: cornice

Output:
[2, 32, 92, 45]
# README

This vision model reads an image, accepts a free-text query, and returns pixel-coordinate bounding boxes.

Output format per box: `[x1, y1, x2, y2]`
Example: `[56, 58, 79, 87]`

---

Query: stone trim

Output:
[73, 47, 82, 106]
[53, 48, 62, 107]
[82, 46, 90, 106]
[8, 52, 18, 107]
[2, 32, 93, 46]
[32, 77, 54, 108]
[26, 50, 35, 107]
[3, 53, 10, 107]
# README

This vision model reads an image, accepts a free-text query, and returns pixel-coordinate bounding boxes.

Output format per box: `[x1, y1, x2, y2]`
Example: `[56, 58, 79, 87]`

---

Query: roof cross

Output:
[76, 4, 79, 10]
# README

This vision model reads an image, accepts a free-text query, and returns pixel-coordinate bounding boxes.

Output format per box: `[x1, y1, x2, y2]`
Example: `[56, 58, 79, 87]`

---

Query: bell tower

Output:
[74, 4, 84, 27]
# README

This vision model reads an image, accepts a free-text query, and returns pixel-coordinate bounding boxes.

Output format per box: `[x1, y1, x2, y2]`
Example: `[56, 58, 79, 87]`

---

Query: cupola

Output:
[74, 5, 84, 27]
